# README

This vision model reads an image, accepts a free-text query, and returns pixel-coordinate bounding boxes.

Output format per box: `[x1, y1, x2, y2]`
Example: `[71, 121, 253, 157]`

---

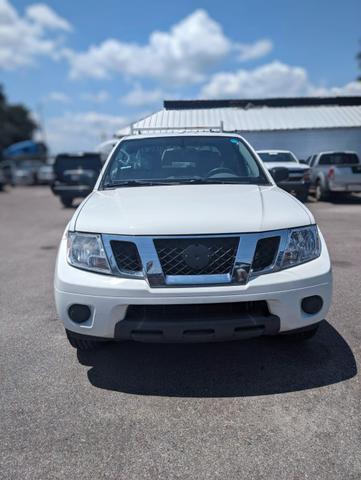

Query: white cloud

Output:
[237, 39, 273, 62]
[310, 81, 361, 97]
[81, 90, 110, 103]
[0, 0, 72, 70]
[66, 9, 266, 85]
[200, 61, 310, 98]
[46, 91, 70, 103]
[26, 3, 72, 32]
[200, 61, 361, 99]
[46, 111, 129, 153]
[121, 85, 169, 107]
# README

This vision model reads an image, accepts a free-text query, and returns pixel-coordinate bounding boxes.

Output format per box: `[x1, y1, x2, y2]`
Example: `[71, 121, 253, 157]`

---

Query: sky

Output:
[0, 0, 361, 153]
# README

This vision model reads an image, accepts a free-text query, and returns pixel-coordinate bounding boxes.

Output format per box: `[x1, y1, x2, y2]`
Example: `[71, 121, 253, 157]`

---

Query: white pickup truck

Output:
[307, 151, 361, 201]
[54, 131, 332, 350]
[257, 150, 311, 202]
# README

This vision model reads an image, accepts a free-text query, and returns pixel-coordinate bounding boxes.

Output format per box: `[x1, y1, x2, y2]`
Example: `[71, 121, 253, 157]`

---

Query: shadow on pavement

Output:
[327, 194, 361, 205]
[77, 320, 357, 397]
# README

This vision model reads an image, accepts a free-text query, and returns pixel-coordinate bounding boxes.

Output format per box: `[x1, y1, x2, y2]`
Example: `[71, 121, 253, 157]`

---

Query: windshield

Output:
[319, 153, 360, 165]
[257, 152, 297, 163]
[101, 136, 269, 188]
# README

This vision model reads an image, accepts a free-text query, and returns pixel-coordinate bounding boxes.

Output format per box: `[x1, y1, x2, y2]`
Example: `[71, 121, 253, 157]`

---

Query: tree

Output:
[0, 85, 37, 154]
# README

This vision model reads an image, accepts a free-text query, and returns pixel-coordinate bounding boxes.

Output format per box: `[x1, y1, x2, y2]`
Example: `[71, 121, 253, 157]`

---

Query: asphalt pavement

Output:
[0, 187, 360, 480]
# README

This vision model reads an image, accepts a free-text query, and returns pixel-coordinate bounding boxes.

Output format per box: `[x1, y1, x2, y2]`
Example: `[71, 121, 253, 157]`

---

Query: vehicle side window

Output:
[310, 156, 316, 167]
[318, 155, 331, 166]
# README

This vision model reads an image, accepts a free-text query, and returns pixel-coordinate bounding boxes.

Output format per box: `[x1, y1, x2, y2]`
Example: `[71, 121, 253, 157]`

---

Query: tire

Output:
[60, 196, 73, 208]
[296, 190, 308, 203]
[66, 330, 102, 350]
[314, 180, 330, 202]
[280, 324, 319, 342]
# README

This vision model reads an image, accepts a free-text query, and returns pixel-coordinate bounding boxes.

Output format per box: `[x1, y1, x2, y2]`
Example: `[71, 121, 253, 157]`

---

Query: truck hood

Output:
[264, 162, 309, 171]
[74, 184, 314, 235]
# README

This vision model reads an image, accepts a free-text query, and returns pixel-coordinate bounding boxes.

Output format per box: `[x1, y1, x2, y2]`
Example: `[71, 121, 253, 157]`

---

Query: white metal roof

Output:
[119, 105, 361, 135]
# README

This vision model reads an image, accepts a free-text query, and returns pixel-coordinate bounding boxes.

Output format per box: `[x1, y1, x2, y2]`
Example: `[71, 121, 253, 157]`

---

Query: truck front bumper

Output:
[51, 184, 92, 198]
[54, 232, 332, 343]
[278, 181, 310, 194]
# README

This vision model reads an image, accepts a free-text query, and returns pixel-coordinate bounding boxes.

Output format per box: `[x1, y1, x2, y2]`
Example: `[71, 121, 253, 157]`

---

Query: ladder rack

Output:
[129, 121, 225, 135]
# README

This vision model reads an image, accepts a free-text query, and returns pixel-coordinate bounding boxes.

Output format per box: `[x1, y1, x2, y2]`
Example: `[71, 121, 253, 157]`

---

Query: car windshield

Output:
[102, 136, 269, 188]
[258, 152, 297, 163]
[319, 153, 360, 165]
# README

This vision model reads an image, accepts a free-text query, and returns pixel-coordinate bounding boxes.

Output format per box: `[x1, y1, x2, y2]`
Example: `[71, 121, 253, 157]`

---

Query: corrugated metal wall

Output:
[242, 127, 361, 160]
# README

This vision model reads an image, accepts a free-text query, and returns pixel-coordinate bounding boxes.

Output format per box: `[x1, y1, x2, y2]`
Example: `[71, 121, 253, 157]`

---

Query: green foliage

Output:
[0, 85, 37, 153]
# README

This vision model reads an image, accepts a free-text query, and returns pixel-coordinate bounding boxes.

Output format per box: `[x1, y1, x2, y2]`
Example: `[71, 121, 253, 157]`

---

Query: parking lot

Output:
[0, 186, 360, 480]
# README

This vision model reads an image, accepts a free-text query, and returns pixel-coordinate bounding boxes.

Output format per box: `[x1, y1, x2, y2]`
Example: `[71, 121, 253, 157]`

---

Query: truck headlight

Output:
[67, 232, 111, 273]
[280, 225, 321, 269]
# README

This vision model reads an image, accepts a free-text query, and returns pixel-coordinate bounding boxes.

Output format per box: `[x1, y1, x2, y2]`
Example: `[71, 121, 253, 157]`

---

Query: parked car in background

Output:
[306, 151, 361, 201]
[1, 161, 15, 186]
[54, 131, 332, 351]
[13, 159, 44, 185]
[51, 152, 102, 207]
[257, 150, 311, 202]
[0, 165, 5, 190]
[37, 158, 55, 185]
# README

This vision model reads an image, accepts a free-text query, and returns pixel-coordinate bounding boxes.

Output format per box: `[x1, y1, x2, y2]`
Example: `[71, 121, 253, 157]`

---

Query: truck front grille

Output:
[110, 240, 142, 273]
[287, 169, 304, 180]
[154, 237, 239, 276]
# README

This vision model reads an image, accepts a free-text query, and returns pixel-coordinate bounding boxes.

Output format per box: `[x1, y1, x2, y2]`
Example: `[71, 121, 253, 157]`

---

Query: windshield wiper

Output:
[176, 178, 253, 185]
[103, 180, 173, 189]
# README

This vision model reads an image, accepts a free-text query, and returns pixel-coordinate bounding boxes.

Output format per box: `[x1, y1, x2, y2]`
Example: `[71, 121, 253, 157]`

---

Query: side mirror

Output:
[299, 159, 308, 165]
[269, 166, 289, 183]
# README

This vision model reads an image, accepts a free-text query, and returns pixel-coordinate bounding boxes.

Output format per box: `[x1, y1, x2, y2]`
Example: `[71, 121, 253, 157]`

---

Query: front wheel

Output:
[66, 330, 103, 350]
[60, 196, 73, 208]
[314, 181, 329, 202]
[296, 190, 309, 203]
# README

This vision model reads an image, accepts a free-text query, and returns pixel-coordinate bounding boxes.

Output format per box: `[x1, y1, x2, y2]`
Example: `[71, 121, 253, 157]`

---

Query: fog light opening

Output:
[68, 304, 91, 323]
[301, 296, 323, 315]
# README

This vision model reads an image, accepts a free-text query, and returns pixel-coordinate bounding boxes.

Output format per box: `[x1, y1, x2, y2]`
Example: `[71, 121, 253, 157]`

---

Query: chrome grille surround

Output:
[102, 229, 292, 287]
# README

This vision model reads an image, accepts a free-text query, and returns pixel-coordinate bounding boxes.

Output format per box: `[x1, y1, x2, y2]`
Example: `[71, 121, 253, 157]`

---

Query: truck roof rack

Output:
[129, 121, 225, 135]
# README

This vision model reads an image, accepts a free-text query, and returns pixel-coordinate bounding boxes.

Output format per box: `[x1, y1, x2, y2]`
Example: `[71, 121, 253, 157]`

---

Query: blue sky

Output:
[1, 0, 360, 152]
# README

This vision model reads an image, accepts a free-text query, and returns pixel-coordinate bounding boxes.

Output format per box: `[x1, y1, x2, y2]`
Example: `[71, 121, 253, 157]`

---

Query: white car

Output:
[54, 132, 332, 350]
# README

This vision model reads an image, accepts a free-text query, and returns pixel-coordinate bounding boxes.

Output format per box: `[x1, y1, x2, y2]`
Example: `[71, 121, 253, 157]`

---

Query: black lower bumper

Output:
[278, 181, 310, 193]
[51, 185, 92, 198]
[114, 302, 280, 343]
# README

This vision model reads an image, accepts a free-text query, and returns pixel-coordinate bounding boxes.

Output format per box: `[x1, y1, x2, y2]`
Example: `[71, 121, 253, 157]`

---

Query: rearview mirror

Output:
[269, 167, 289, 183]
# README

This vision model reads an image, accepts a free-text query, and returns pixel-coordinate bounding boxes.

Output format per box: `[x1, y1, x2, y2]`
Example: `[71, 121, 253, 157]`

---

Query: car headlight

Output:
[303, 169, 311, 182]
[67, 232, 111, 273]
[280, 225, 321, 269]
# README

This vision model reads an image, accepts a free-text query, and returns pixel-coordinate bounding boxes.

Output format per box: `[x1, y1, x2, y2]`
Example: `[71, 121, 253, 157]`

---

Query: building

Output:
[119, 96, 361, 160]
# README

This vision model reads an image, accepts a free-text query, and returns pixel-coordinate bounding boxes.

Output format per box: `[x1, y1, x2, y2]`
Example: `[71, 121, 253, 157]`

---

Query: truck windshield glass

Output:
[102, 136, 269, 188]
[258, 152, 296, 163]
[318, 153, 360, 165]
